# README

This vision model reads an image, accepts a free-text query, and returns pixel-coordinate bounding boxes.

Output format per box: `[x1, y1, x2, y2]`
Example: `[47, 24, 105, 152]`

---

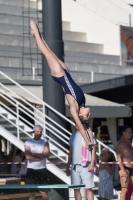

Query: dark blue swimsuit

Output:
[52, 70, 85, 107]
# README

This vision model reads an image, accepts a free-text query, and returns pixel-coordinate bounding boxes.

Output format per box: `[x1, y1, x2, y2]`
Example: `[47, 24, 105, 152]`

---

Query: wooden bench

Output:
[0, 177, 21, 185]
[0, 192, 41, 199]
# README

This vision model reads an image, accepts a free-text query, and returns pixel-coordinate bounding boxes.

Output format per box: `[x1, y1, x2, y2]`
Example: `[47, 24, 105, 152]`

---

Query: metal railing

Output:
[0, 70, 119, 197]
[97, 139, 116, 159]
[0, 70, 116, 155]
[0, 70, 76, 159]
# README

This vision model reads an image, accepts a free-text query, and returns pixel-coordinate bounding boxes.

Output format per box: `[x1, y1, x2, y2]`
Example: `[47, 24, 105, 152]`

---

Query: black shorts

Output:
[26, 168, 49, 192]
[124, 166, 133, 177]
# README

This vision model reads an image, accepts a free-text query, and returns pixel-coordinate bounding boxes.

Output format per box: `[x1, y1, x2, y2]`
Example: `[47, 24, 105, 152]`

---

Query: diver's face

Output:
[82, 108, 91, 122]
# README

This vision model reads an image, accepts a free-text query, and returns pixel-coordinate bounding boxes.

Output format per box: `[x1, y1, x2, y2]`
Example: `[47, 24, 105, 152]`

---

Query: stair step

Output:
[0, 0, 37, 8]
[0, 23, 32, 36]
[68, 63, 132, 75]
[0, 13, 38, 26]
[0, 4, 40, 17]
[62, 21, 71, 31]
[65, 51, 120, 65]
[0, 33, 36, 48]
[2, 124, 24, 130]
[0, 118, 16, 123]
[0, 37, 103, 55]
[0, 55, 37, 68]
[70, 71, 121, 84]
[10, 130, 31, 136]
[50, 150, 58, 154]
[66, 62, 124, 73]
[60, 168, 66, 172]
[95, 193, 119, 199]
[63, 30, 87, 42]
[0, 112, 8, 117]
[92, 187, 98, 191]
[0, 23, 87, 43]
[49, 155, 67, 162]
[0, 44, 37, 53]
[64, 40, 103, 54]
[0, 13, 71, 34]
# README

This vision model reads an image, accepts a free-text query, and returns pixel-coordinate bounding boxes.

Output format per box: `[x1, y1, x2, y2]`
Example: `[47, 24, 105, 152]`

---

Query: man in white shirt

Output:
[25, 125, 50, 200]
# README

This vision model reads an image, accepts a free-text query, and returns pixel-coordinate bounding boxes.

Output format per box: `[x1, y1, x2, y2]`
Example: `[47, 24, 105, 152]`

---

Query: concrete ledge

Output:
[0, 0, 36, 8]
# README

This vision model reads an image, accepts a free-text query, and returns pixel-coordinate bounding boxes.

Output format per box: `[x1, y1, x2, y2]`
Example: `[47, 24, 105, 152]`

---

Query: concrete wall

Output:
[123, 0, 133, 5]
[62, 0, 120, 56]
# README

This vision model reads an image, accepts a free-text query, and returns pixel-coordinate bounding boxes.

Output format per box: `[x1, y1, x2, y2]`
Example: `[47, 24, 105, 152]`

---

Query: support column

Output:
[42, 0, 66, 139]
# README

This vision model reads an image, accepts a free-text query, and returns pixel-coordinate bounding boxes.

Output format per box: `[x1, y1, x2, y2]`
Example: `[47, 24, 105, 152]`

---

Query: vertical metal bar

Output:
[99, 142, 101, 161]
[22, 0, 25, 76]
[91, 71, 94, 82]
[43, 104, 46, 135]
[7, 141, 9, 155]
[32, 67, 35, 80]
[36, 0, 40, 75]
[28, 0, 33, 73]
[129, 14, 131, 27]
[16, 102, 19, 139]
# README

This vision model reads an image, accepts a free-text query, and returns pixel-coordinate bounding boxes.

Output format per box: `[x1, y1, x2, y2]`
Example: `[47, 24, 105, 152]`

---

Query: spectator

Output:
[98, 148, 115, 200]
[0, 136, 16, 174]
[11, 149, 22, 174]
[116, 125, 133, 200]
[25, 125, 50, 200]
[65, 127, 96, 200]
[19, 155, 27, 176]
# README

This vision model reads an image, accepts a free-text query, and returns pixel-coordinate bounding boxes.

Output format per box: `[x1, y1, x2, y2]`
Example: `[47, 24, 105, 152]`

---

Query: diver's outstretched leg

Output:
[30, 21, 69, 76]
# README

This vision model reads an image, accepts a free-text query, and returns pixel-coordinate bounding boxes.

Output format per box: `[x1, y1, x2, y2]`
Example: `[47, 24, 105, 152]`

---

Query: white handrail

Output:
[0, 84, 73, 136]
[0, 113, 32, 139]
[0, 71, 75, 126]
[45, 115, 72, 136]
[0, 93, 70, 153]
[0, 99, 34, 129]
[0, 108, 69, 155]
[45, 126, 69, 145]
[96, 139, 116, 159]
[1, 95, 69, 147]
[0, 71, 116, 166]
[50, 150, 67, 163]
[45, 121, 69, 140]
[0, 104, 69, 154]
[46, 127, 69, 153]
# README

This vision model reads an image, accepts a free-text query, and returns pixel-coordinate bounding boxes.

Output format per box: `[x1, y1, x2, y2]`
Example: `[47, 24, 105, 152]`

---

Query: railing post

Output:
[91, 71, 94, 83]
[7, 140, 9, 155]
[16, 102, 19, 139]
[98, 142, 101, 161]
[32, 67, 35, 80]
[43, 104, 46, 136]
[129, 14, 131, 27]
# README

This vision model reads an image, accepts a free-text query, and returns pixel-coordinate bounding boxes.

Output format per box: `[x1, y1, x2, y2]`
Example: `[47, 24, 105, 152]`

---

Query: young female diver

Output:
[30, 21, 94, 150]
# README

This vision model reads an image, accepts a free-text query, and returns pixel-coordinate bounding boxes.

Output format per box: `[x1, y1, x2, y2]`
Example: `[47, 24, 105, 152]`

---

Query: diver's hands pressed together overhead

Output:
[30, 21, 39, 37]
